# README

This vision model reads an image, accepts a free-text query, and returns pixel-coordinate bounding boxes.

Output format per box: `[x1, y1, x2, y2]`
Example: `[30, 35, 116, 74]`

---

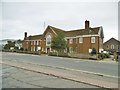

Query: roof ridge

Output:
[66, 26, 100, 32]
[104, 37, 120, 44]
[28, 34, 42, 38]
[66, 29, 84, 32]
[48, 25, 65, 31]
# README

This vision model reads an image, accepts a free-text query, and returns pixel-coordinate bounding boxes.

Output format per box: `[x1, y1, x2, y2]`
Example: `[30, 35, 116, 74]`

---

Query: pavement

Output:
[43, 54, 118, 64]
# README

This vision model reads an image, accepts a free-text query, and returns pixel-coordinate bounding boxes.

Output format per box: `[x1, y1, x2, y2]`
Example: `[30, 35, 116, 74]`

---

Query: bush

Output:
[104, 53, 110, 58]
[25, 49, 28, 51]
[98, 53, 110, 60]
[48, 52, 68, 57]
[58, 53, 68, 57]
[48, 52, 57, 56]
[20, 47, 24, 51]
[41, 51, 46, 54]
[98, 53, 104, 60]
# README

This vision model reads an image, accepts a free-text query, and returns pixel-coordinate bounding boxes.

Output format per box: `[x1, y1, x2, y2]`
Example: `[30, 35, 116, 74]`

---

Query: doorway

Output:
[47, 48, 50, 54]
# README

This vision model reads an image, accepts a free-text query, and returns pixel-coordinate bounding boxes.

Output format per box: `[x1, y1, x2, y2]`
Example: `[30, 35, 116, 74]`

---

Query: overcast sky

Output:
[1, 0, 119, 42]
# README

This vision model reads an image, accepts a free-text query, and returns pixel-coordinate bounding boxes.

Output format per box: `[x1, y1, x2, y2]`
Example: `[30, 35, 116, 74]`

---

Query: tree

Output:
[4, 41, 15, 50]
[51, 32, 67, 55]
[15, 39, 23, 49]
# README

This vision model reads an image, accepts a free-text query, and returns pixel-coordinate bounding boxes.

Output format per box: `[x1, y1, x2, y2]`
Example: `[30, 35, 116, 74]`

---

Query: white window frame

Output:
[34, 47, 35, 51]
[91, 37, 95, 43]
[111, 44, 114, 49]
[69, 38, 73, 44]
[31, 47, 32, 51]
[79, 37, 83, 43]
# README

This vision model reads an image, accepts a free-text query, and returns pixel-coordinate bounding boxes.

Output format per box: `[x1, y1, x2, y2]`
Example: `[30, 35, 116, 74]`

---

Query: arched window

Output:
[46, 34, 51, 46]
[111, 44, 114, 49]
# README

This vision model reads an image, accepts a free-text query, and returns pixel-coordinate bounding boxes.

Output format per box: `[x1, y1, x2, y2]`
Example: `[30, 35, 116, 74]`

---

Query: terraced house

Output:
[22, 20, 104, 54]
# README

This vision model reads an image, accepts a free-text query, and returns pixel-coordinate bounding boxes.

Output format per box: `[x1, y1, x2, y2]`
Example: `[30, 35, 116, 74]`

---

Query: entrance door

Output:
[47, 48, 50, 54]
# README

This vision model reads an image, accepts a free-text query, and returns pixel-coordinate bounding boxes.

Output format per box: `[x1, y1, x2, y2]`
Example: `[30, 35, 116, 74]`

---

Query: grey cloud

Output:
[2, 2, 118, 42]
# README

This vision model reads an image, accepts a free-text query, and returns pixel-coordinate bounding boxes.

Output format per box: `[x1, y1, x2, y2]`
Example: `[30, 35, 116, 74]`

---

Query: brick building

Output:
[104, 38, 120, 53]
[22, 20, 104, 54]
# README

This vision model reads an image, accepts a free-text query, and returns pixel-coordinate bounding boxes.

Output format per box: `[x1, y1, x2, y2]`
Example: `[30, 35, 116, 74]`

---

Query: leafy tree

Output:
[4, 41, 15, 50]
[51, 32, 67, 55]
[15, 39, 23, 49]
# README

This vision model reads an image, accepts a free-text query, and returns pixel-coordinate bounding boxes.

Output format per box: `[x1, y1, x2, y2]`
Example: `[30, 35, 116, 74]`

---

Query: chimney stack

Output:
[24, 32, 27, 38]
[85, 20, 90, 29]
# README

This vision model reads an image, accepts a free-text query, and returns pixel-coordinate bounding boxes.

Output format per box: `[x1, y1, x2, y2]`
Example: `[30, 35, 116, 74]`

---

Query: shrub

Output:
[98, 53, 104, 60]
[104, 53, 110, 58]
[48, 52, 68, 57]
[20, 47, 24, 51]
[98, 53, 110, 60]
[41, 51, 46, 54]
[48, 52, 57, 56]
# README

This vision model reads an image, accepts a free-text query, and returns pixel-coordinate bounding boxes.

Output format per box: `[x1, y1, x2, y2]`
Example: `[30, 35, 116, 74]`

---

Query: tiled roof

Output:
[25, 26, 101, 40]
[65, 27, 100, 37]
[27, 34, 42, 40]
[48, 25, 65, 34]
[49, 26, 100, 37]
[104, 37, 120, 44]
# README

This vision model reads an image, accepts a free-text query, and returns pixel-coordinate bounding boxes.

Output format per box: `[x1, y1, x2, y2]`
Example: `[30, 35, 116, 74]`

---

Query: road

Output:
[2, 52, 118, 77]
[2, 64, 99, 88]
[1, 52, 119, 89]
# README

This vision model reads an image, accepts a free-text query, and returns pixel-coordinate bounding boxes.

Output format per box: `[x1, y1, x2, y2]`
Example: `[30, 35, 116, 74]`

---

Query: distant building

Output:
[104, 38, 120, 53]
[22, 20, 104, 54]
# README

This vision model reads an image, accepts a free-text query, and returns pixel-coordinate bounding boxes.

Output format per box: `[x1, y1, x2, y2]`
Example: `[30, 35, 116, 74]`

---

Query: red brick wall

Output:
[41, 27, 56, 53]
[67, 36, 100, 54]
